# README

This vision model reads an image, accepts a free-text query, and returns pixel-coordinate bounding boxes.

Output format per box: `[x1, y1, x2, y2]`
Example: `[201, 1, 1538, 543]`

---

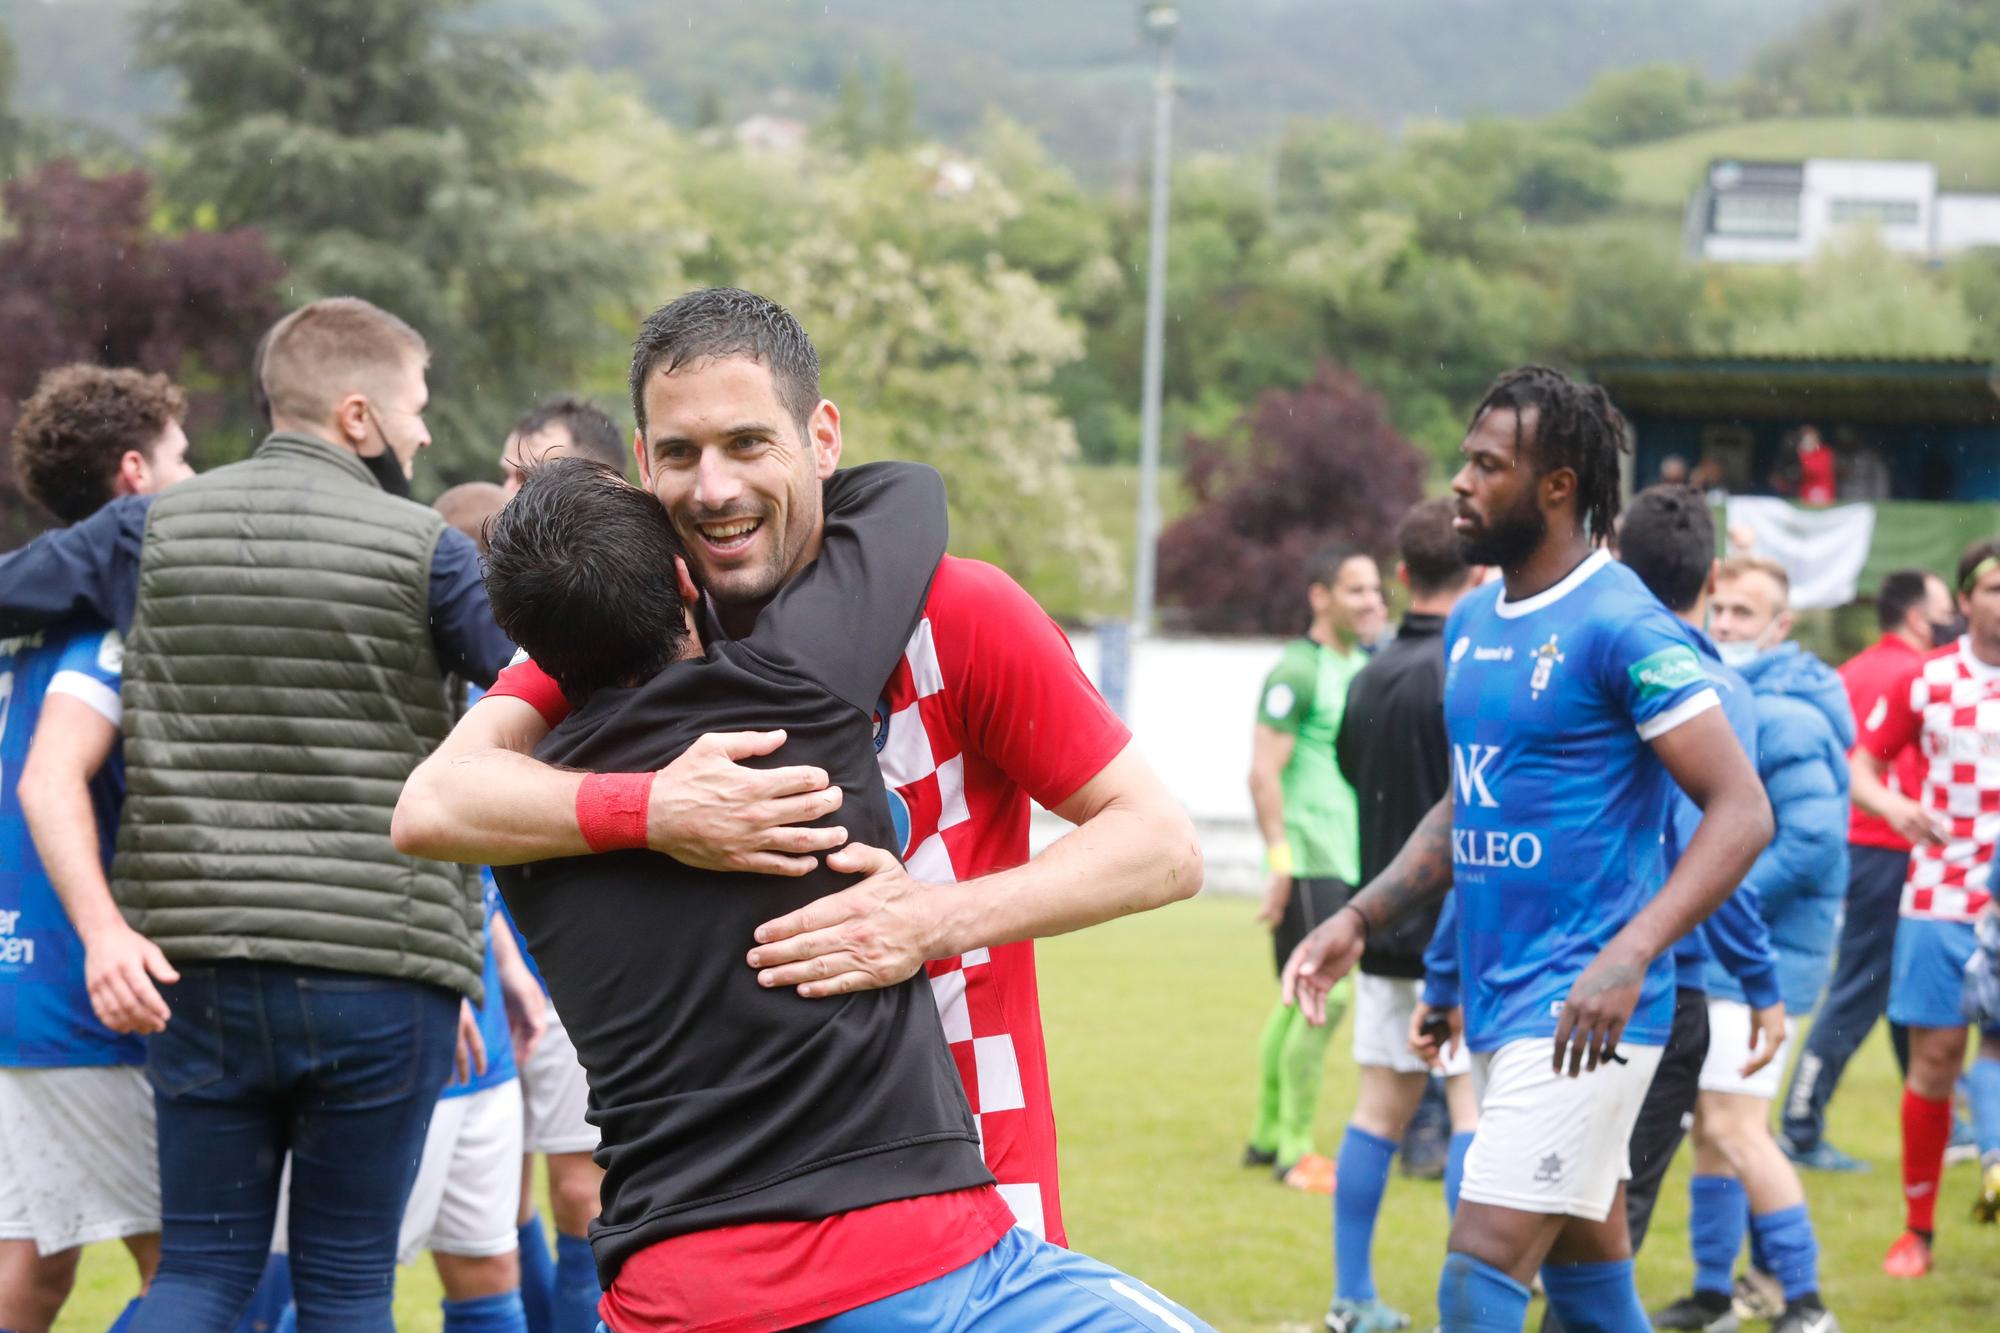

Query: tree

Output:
[141, 0, 635, 485]
[1559, 64, 1715, 146]
[1723, 232, 1978, 357]
[1157, 365, 1426, 635]
[0, 159, 283, 543]
[0, 25, 19, 176]
[879, 58, 917, 151]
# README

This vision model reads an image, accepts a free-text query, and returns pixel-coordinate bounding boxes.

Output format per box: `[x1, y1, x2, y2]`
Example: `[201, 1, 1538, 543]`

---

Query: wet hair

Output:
[1956, 536, 2000, 595]
[1877, 568, 1940, 632]
[1396, 498, 1473, 599]
[510, 397, 626, 472]
[12, 364, 187, 523]
[1470, 365, 1628, 544]
[629, 288, 820, 439]
[1616, 484, 1713, 615]
[483, 458, 694, 703]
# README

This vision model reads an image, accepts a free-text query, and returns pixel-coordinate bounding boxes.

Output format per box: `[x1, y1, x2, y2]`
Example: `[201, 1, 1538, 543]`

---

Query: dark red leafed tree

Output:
[1157, 362, 1427, 635]
[0, 160, 283, 544]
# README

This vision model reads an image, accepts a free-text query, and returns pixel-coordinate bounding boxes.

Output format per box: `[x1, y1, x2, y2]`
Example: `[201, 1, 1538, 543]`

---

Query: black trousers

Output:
[1271, 876, 1349, 977]
[1540, 985, 1709, 1332]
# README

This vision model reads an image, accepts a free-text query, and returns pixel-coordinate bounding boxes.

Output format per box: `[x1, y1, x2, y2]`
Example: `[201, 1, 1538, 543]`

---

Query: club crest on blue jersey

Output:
[1528, 634, 1564, 698]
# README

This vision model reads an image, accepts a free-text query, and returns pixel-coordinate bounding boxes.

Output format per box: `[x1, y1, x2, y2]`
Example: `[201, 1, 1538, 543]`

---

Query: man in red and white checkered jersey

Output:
[394, 288, 1204, 1331]
[1852, 537, 2000, 1280]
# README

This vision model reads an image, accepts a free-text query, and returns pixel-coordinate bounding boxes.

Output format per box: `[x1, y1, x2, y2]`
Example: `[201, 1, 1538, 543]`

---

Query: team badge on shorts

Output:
[1534, 1153, 1564, 1184]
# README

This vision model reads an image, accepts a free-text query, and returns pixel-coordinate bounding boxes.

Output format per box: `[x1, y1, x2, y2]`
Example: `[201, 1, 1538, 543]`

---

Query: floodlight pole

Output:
[1131, 1, 1176, 634]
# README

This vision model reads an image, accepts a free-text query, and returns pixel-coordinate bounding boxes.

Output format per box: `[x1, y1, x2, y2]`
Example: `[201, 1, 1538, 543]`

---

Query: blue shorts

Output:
[812, 1226, 1211, 1331]
[1888, 917, 1979, 1030]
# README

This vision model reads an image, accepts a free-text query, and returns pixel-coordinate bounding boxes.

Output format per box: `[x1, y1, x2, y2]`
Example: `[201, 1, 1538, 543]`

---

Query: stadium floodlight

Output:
[1130, 0, 1177, 637]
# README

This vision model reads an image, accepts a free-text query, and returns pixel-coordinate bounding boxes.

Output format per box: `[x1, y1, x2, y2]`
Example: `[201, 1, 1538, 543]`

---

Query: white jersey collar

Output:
[1494, 548, 1611, 620]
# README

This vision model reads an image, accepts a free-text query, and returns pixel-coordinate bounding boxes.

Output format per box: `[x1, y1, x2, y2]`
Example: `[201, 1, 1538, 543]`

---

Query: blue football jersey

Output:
[1442, 551, 1717, 1052]
[0, 625, 143, 1067]
[442, 871, 519, 1100]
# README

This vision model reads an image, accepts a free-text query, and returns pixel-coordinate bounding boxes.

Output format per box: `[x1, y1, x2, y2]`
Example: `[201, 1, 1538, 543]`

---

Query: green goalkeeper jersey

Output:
[1256, 637, 1364, 883]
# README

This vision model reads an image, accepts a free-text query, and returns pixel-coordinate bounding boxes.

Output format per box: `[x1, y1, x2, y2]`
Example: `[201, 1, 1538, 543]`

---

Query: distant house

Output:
[733, 114, 809, 155]
[1686, 158, 2000, 263]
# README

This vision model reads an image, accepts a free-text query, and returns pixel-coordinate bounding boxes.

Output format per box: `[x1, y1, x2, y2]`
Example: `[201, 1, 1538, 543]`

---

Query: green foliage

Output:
[140, 0, 635, 484]
[0, 23, 17, 174]
[1752, 0, 2000, 116]
[1557, 63, 1720, 147]
[1721, 232, 1979, 356]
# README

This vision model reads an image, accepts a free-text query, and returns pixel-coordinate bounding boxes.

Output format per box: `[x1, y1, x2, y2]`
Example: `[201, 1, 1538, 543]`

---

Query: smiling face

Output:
[634, 355, 841, 609]
[1450, 405, 1556, 570]
[1710, 569, 1790, 647]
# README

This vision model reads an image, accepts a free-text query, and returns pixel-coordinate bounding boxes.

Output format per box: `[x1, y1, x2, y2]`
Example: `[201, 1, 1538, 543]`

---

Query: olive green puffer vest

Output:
[112, 433, 482, 1000]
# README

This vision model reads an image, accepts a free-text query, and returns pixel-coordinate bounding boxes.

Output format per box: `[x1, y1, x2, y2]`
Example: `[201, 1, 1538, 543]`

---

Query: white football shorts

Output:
[398, 1079, 525, 1263]
[1352, 973, 1472, 1077]
[521, 996, 597, 1156]
[0, 1065, 159, 1254]
[1458, 1037, 1664, 1222]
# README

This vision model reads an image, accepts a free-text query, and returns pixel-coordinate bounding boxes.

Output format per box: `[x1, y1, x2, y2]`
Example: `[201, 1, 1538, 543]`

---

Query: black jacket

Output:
[495, 464, 991, 1285]
[1335, 612, 1452, 978]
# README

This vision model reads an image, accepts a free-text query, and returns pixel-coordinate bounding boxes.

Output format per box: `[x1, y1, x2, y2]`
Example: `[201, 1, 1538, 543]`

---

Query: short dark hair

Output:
[12, 364, 187, 523]
[1877, 567, 1940, 631]
[1470, 365, 1629, 544]
[1307, 543, 1366, 592]
[1396, 499, 1471, 598]
[1617, 484, 1714, 614]
[483, 458, 694, 703]
[628, 288, 821, 439]
[1957, 537, 2000, 595]
[511, 397, 626, 472]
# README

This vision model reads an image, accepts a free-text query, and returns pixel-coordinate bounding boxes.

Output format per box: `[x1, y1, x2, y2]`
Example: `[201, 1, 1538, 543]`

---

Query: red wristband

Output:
[576, 771, 655, 853]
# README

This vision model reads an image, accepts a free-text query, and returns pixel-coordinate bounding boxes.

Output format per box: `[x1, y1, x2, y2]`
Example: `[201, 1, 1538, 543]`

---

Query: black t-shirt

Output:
[1335, 611, 1453, 978]
[493, 463, 991, 1284]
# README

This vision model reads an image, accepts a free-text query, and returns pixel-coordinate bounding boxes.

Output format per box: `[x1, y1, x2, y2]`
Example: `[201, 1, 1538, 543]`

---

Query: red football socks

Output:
[1902, 1087, 1951, 1235]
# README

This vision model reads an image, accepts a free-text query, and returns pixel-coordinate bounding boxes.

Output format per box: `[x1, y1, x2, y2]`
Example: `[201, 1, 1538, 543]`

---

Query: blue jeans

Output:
[130, 961, 458, 1333]
[1781, 844, 1909, 1150]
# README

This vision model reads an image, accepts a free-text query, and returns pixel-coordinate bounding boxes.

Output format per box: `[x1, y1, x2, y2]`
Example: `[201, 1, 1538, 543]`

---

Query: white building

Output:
[1687, 157, 2000, 264]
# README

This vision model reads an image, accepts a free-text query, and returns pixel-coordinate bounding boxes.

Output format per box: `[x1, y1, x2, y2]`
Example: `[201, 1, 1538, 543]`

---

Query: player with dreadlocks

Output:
[1286, 365, 1774, 1331]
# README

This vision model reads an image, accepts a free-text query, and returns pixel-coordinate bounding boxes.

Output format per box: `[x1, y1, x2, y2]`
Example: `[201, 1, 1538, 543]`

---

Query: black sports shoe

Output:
[1240, 1143, 1277, 1168]
[1649, 1292, 1737, 1331]
[1770, 1306, 1841, 1333]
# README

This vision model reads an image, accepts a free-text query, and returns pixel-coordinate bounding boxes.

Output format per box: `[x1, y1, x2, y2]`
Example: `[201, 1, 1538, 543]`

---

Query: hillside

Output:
[2, 0, 1832, 175]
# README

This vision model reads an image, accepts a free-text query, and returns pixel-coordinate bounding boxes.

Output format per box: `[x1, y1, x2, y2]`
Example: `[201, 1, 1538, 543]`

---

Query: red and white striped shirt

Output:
[1858, 638, 2000, 922]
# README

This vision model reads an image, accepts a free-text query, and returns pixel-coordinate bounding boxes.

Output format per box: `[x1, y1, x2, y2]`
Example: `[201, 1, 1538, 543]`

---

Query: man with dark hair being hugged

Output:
[481, 457, 1212, 1331]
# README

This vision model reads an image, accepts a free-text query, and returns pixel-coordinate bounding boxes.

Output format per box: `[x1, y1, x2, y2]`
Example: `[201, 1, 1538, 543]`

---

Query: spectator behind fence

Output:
[0, 296, 516, 1331]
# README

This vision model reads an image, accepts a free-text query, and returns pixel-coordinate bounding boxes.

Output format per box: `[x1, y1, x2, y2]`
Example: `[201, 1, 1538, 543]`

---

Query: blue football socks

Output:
[1541, 1259, 1649, 1332]
[1689, 1174, 1747, 1297]
[518, 1212, 557, 1333]
[1749, 1204, 1821, 1303]
[1436, 1252, 1530, 1331]
[1334, 1125, 1398, 1302]
[444, 1290, 530, 1333]
[1970, 1056, 2000, 1162]
[1444, 1129, 1474, 1219]
[554, 1231, 603, 1333]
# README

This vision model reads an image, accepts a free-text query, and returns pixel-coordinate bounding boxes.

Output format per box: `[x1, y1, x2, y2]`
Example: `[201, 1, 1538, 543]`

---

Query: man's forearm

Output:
[1249, 771, 1287, 849]
[394, 746, 591, 866]
[21, 781, 126, 943]
[920, 795, 1202, 957]
[1346, 797, 1455, 935]
[1848, 749, 1897, 820]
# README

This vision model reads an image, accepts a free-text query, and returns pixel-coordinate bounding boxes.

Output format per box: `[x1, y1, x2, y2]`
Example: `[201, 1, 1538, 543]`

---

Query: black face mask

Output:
[361, 443, 412, 498]
[1932, 614, 1967, 649]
